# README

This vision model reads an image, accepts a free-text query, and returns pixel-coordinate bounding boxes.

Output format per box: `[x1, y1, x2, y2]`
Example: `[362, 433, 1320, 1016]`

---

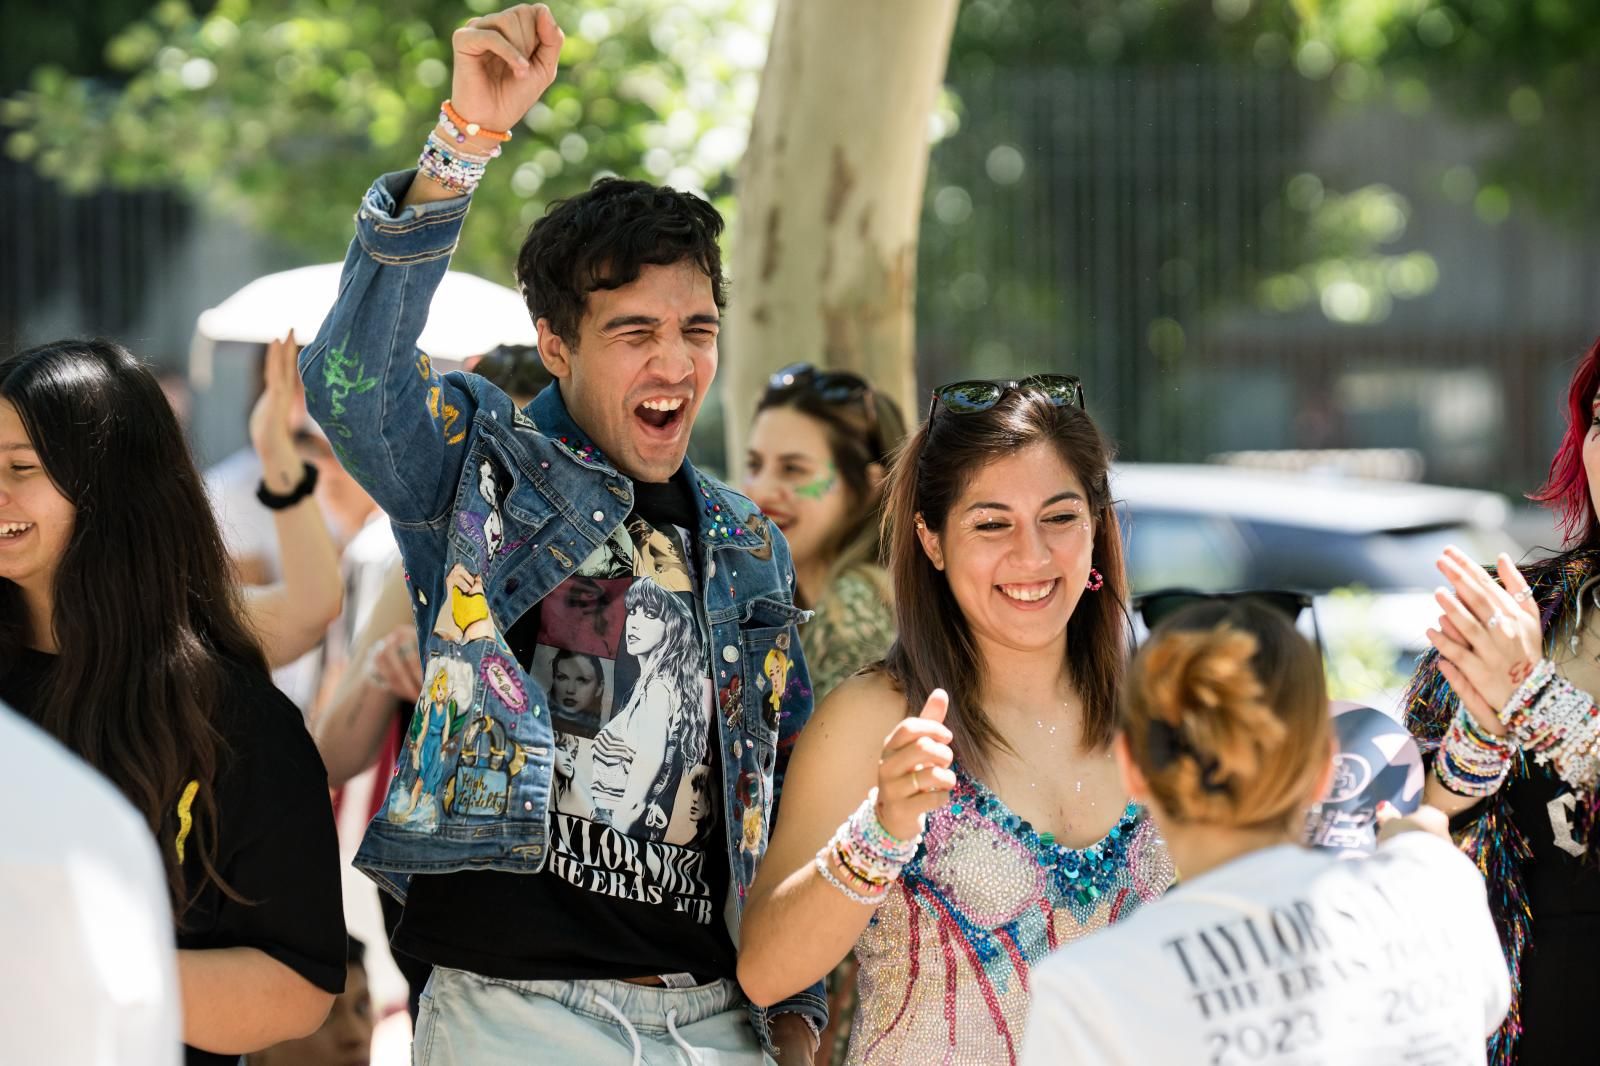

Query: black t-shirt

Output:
[1503, 765, 1600, 1064]
[396, 473, 736, 981]
[0, 647, 347, 1066]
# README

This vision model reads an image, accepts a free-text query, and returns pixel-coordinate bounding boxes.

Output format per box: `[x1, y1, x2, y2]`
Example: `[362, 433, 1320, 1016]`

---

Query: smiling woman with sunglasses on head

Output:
[744, 364, 908, 701]
[1020, 597, 1507, 1066]
[738, 376, 1174, 1063]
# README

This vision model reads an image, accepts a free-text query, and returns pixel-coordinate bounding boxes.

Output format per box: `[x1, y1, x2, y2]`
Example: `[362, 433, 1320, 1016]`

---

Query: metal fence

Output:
[914, 65, 1600, 498]
[0, 157, 191, 359]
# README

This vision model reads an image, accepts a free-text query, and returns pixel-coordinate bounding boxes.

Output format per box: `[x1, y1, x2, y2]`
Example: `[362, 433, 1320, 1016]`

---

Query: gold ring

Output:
[911, 768, 922, 792]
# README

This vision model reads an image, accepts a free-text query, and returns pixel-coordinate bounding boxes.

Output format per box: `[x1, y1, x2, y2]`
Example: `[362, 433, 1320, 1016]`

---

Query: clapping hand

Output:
[248, 332, 306, 494]
[1425, 546, 1543, 735]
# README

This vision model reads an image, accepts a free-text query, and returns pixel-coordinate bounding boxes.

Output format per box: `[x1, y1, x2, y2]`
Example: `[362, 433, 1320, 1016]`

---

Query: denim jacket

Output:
[299, 171, 826, 1038]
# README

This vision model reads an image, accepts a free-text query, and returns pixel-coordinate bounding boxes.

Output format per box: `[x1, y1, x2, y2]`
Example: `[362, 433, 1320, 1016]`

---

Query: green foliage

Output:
[3, 0, 768, 280]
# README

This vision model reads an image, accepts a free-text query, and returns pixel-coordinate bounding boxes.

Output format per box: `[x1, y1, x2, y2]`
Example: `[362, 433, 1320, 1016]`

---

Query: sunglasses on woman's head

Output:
[765, 362, 889, 462]
[1132, 587, 1321, 654]
[927, 374, 1085, 421]
[766, 363, 871, 405]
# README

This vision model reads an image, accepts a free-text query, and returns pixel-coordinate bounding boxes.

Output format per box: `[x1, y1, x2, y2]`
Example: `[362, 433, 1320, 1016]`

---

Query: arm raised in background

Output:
[298, 5, 563, 526]
[738, 675, 955, 1009]
[241, 334, 344, 666]
[313, 559, 422, 787]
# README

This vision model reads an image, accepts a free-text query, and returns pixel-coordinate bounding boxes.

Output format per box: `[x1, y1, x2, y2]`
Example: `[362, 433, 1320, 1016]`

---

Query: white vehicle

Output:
[1112, 463, 1522, 710]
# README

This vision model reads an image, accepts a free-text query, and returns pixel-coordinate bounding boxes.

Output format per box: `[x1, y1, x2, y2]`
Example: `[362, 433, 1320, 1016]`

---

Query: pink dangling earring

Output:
[1085, 567, 1104, 592]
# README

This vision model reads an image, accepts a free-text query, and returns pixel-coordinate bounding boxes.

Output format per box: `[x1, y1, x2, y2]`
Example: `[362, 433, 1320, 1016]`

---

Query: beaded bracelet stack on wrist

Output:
[1435, 704, 1516, 797]
[813, 788, 922, 907]
[1498, 658, 1600, 790]
[417, 99, 511, 196]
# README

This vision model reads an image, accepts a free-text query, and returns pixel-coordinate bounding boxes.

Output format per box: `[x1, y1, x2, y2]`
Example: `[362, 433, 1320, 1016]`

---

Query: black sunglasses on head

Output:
[927, 374, 1085, 421]
[764, 362, 889, 463]
[1133, 587, 1322, 654]
[766, 363, 871, 405]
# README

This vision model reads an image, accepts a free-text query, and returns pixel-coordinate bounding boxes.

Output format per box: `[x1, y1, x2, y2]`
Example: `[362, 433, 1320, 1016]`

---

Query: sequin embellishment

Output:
[845, 769, 1175, 1065]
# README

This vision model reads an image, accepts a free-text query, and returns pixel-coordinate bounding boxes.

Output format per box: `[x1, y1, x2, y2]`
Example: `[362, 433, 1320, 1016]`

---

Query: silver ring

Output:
[1513, 589, 1534, 603]
[1487, 613, 1505, 629]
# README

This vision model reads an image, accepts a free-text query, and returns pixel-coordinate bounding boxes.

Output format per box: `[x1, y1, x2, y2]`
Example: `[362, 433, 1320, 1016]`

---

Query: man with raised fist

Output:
[300, 6, 824, 1060]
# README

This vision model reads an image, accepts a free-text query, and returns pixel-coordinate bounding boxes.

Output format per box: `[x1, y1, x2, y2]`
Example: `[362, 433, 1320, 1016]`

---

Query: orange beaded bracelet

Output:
[440, 99, 513, 142]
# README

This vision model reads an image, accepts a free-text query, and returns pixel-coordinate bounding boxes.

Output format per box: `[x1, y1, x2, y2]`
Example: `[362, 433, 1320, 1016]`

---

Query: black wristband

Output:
[256, 461, 319, 510]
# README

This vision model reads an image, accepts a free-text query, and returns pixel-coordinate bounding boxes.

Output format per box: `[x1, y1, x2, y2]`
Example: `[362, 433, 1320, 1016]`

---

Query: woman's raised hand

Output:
[1426, 546, 1544, 732]
[450, 4, 566, 133]
[875, 689, 957, 840]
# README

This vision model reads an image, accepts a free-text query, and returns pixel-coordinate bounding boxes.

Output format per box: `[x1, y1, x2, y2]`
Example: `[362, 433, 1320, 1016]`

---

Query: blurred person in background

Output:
[742, 363, 905, 1064]
[248, 937, 376, 1066]
[1022, 598, 1507, 1065]
[0, 338, 347, 1064]
[744, 363, 905, 698]
[738, 378, 1174, 1063]
[1406, 337, 1600, 1066]
[0, 702, 181, 1066]
[238, 333, 345, 668]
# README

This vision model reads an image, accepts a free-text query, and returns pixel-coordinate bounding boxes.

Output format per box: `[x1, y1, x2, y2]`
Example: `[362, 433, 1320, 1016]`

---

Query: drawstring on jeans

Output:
[593, 995, 643, 1066]
[665, 1008, 704, 1065]
[591, 997, 705, 1066]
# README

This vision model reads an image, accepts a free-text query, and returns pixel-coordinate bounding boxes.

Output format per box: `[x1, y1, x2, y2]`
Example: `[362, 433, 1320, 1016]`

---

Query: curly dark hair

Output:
[515, 178, 728, 346]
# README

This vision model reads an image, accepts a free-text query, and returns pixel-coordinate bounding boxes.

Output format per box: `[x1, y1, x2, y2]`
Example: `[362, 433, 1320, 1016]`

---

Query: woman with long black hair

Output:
[0, 338, 346, 1064]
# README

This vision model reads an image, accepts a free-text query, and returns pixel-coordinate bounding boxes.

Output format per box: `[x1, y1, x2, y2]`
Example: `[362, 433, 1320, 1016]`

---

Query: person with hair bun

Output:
[1021, 598, 1509, 1066]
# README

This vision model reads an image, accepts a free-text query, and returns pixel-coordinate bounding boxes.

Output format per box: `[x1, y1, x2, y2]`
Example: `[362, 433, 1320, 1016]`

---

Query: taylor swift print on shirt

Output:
[531, 511, 718, 922]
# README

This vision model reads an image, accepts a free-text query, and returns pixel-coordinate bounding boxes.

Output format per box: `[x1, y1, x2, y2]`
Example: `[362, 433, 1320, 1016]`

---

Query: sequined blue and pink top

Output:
[845, 768, 1175, 1065]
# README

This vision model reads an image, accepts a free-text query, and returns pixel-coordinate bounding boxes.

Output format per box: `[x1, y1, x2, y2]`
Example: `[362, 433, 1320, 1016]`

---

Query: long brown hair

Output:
[0, 339, 264, 920]
[1121, 599, 1329, 828]
[880, 389, 1128, 771]
[755, 377, 908, 609]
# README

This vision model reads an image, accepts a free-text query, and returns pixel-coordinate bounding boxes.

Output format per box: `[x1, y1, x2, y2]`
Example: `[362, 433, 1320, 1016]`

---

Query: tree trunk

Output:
[722, 0, 960, 461]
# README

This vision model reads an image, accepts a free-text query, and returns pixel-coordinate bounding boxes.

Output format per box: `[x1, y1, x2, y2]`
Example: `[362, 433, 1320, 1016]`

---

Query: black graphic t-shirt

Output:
[396, 473, 736, 981]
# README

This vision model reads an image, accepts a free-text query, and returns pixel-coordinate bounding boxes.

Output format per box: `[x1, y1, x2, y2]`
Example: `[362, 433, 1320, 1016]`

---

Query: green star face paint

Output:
[795, 463, 837, 501]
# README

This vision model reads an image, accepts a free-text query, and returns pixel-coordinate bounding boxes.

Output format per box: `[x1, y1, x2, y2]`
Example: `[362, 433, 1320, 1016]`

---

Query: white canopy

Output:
[188, 262, 535, 383]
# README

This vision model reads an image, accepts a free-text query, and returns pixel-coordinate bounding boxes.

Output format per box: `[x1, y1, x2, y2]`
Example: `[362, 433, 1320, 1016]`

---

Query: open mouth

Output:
[764, 511, 795, 532]
[997, 579, 1058, 606]
[0, 521, 34, 540]
[634, 396, 688, 436]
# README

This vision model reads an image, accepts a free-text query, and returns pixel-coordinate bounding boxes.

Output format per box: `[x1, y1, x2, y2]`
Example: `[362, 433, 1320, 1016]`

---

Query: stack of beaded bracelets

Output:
[1435, 704, 1516, 797]
[813, 788, 921, 906]
[417, 100, 510, 196]
[1499, 658, 1600, 790]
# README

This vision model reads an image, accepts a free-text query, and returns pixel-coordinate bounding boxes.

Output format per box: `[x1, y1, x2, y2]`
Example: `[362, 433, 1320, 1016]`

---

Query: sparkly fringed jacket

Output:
[1405, 548, 1600, 1066]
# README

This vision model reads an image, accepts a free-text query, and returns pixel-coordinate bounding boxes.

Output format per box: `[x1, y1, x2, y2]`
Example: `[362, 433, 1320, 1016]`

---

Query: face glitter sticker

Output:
[431, 563, 495, 644]
[481, 652, 528, 714]
[795, 462, 838, 501]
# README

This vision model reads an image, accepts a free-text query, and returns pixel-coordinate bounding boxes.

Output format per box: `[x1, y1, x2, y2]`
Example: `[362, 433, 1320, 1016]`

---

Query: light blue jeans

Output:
[413, 967, 777, 1066]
